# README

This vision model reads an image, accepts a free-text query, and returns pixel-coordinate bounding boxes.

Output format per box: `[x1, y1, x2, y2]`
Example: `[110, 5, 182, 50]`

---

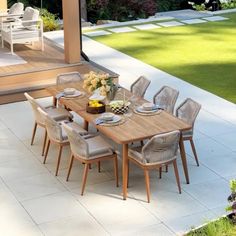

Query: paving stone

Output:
[83, 30, 111, 37]
[108, 27, 137, 33]
[203, 16, 229, 22]
[181, 18, 207, 24]
[157, 21, 185, 27]
[133, 24, 161, 30]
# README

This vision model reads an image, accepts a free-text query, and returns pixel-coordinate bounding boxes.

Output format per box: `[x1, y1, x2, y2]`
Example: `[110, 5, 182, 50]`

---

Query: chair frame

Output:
[127, 156, 181, 203]
[44, 137, 69, 176]
[130, 76, 151, 98]
[176, 98, 201, 167]
[31, 121, 47, 156]
[1, 19, 44, 54]
[67, 152, 119, 195]
[153, 85, 179, 114]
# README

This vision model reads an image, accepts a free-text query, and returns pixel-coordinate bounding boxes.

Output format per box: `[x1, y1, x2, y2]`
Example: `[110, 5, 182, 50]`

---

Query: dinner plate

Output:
[136, 106, 159, 114]
[63, 90, 82, 98]
[101, 115, 121, 124]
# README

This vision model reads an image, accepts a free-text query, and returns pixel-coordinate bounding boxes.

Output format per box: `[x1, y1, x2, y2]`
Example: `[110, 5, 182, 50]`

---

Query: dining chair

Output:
[153, 86, 179, 114]
[56, 71, 83, 85]
[63, 122, 119, 195]
[130, 76, 151, 98]
[38, 107, 88, 176]
[24, 92, 72, 156]
[128, 130, 181, 203]
[176, 98, 201, 166]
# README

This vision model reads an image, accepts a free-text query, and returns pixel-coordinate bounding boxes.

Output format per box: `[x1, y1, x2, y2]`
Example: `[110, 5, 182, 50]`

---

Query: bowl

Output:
[109, 100, 130, 114]
[100, 112, 114, 121]
[142, 102, 156, 111]
[64, 88, 76, 95]
[86, 101, 106, 114]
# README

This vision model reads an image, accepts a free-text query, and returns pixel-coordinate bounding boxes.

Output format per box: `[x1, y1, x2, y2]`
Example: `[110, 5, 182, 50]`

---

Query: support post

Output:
[0, 0, 7, 9]
[62, 0, 81, 64]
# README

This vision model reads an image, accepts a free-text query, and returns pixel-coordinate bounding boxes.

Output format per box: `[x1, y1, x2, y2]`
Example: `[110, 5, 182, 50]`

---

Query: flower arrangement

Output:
[83, 71, 113, 96]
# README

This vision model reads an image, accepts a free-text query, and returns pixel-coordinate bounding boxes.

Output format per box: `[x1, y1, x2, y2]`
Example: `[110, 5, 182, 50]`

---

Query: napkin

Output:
[95, 118, 104, 125]
[55, 92, 65, 100]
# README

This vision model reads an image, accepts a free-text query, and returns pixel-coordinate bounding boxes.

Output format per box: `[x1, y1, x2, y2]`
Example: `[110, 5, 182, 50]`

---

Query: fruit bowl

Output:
[86, 100, 105, 114]
[109, 100, 130, 114]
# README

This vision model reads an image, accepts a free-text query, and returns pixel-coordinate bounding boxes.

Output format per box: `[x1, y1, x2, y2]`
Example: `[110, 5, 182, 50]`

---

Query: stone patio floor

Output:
[1, 19, 236, 235]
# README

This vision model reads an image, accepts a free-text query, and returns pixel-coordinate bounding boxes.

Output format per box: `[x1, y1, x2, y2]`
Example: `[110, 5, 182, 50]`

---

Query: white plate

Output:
[89, 94, 106, 101]
[63, 90, 82, 98]
[101, 115, 121, 124]
[136, 106, 159, 114]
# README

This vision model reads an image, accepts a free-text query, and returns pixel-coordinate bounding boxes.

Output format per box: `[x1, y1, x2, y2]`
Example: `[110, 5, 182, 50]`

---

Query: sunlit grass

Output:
[94, 13, 236, 103]
[186, 217, 236, 236]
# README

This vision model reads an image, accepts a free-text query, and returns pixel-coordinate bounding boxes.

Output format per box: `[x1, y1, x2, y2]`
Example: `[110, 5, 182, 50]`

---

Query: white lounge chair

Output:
[0, 2, 24, 36]
[1, 7, 44, 54]
[0, 2, 24, 18]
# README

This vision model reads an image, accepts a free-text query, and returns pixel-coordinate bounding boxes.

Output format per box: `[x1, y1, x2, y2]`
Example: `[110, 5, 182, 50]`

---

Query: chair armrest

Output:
[20, 19, 42, 24]
[0, 9, 9, 14]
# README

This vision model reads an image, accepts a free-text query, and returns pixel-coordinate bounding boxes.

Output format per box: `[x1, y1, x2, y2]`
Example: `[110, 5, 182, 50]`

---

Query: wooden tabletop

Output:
[47, 82, 191, 144]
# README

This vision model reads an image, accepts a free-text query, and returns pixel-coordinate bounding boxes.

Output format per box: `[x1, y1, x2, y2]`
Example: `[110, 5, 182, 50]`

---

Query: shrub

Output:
[86, 0, 157, 23]
[221, 0, 236, 9]
[156, 0, 187, 12]
[39, 8, 60, 32]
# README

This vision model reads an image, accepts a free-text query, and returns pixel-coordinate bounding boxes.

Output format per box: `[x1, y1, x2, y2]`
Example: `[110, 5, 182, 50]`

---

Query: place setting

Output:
[133, 102, 163, 116]
[55, 87, 85, 100]
[94, 112, 126, 127]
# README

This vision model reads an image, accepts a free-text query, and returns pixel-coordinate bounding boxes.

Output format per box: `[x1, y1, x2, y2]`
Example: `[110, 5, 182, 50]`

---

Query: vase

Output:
[107, 84, 118, 101]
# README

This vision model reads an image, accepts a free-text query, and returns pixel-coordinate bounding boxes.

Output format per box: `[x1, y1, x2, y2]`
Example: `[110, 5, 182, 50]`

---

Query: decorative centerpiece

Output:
[109, 100, 131, 114]
[83, 71, 117, 100]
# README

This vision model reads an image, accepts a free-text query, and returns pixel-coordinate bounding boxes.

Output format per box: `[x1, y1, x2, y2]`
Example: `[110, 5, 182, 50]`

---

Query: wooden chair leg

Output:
[159, 166, 162, 179]
[127, 159, 129, 188]
[89, 164, 92, 169]
[190, 139, 199, 166]
[42, 129, 47, 156]
[97, 161, 101, 173]
[165, 165, 168, 172]
[144, 169, 150, 203]
[173, 159, 181, 194]
[66, 154, 74, 181]
[113, 156, 119, 187]
[31, 122, 37, 145]
[81, 163, 89, 195]
[55, 145, 63, 176]
[43, 139, 50, 164]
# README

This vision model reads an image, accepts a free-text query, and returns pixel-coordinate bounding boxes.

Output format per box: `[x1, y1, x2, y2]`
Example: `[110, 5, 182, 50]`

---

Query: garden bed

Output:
[186, 216, 236, 236]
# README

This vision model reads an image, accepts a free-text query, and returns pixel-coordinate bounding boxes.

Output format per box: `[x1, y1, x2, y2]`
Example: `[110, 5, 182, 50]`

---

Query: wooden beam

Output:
[62, 0, 81, 64]
[0, 0, 7, 9]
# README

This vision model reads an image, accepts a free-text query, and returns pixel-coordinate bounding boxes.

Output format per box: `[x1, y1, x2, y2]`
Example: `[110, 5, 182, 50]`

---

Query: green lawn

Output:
[94, 13, 236, 103]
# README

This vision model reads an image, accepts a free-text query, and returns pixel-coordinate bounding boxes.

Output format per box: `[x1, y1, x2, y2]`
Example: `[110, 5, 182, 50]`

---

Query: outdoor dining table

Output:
[47, 82, 192, 200]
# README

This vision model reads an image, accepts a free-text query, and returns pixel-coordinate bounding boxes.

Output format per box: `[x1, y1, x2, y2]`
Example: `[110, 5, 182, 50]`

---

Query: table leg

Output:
[179, 134, 190, 184]
[84, 120, 89, 131]
[122, 143, 129, 200]
[53, 97, 57, 107]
